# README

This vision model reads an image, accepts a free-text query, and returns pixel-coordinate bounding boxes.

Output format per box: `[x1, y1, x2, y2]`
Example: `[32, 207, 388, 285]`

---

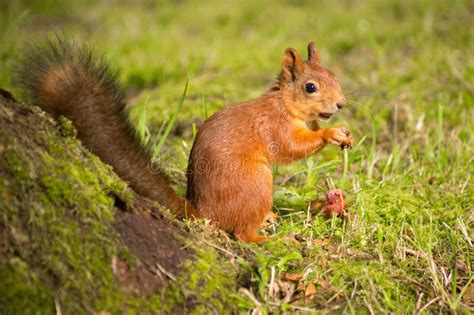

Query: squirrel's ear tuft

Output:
[281, 48, 303, 83]
[307, 42, 321, 64]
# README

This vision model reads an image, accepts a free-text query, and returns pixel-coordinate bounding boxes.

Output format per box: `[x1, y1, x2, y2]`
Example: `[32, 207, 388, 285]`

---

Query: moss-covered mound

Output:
[0, 90, 247, 314]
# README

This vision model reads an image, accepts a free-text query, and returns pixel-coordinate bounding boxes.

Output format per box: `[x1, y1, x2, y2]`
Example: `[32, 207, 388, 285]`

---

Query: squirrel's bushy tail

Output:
[13, 36, 198, 219]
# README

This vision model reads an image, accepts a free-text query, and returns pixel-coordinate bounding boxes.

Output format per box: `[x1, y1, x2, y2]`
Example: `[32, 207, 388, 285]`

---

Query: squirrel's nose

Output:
[336, 98, 347, 109]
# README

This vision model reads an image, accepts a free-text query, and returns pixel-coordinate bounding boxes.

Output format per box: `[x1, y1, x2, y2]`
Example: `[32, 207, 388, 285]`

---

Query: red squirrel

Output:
[14, 37, 352, 243]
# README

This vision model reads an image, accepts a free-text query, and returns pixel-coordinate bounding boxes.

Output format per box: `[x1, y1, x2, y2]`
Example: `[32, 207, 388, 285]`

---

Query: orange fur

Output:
[187, 43, 352, 242]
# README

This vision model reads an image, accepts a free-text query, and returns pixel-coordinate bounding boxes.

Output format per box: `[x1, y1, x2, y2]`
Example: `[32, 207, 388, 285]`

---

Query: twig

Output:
[269, 266, 276, 299]
[400, 246, 423, 258]
[418, 296, 441, 314]
[326, 287, 345, 304]
[269, 302, 318, 313]
[363, 297, 375, 315]
[155, 262, 176, 281]
[55, 298, 62, 315]
[201, 239, 244, 260]
[413, 292, 424, 315]
[239, 288, 262, 308]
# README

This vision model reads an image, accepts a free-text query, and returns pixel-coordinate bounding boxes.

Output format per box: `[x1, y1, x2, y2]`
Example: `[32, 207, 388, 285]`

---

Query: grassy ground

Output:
[1, 0, 473, 313]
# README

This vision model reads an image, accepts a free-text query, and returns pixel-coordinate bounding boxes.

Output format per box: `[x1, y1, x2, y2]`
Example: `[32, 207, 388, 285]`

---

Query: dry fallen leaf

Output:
[313, 238, 330, 246]
[304, 283, 316, 303]
[462, 283, 474, 307]
[282, 273, 302, 282]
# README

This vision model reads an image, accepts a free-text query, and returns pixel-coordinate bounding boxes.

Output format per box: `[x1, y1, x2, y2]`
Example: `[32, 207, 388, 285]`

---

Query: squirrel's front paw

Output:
[326, 125, 353, 149]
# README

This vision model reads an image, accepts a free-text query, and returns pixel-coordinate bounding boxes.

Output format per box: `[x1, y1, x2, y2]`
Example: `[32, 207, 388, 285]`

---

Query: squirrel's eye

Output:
[305, 82, 317, 93]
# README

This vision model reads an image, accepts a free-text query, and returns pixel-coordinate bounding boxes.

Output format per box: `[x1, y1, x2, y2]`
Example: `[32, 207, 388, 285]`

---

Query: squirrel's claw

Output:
[340, 143, 352, 150]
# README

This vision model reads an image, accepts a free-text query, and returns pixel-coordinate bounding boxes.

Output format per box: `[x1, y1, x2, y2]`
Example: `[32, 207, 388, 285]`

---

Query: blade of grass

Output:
[152, 78, 189, 161]
[137, 95, 150, 144]
[437, 102, 443, 149]
[201, 92, 208, 119]
[367, 120, 377, 179]
[342, 147, 349, 178]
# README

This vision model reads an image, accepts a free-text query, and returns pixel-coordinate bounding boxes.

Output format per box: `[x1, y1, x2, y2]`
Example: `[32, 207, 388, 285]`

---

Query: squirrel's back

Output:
[14, 36, 197, 218]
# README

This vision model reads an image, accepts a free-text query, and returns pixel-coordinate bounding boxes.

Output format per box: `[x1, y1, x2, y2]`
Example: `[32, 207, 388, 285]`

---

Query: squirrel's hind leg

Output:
[234, 214, 270, 243]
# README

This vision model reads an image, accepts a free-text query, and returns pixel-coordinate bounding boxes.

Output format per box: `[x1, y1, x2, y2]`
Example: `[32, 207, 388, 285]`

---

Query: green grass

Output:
[1, 0, 473, 313]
